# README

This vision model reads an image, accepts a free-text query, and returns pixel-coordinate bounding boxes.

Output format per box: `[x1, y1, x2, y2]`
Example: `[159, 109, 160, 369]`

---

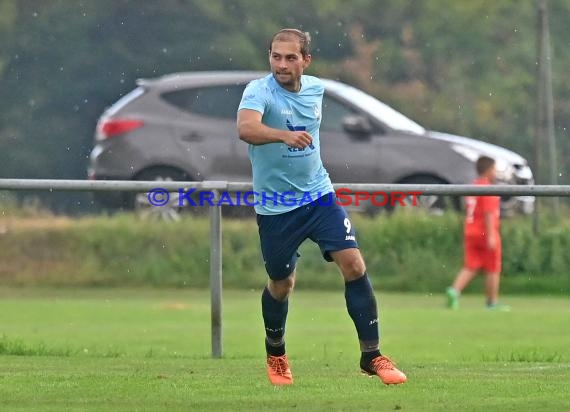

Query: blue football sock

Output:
[345, 273, 380, 353]
[261, 286, 288, 356]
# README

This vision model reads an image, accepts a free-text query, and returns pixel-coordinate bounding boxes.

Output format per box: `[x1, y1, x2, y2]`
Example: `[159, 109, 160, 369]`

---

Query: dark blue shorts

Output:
[256, 192, 359, 280]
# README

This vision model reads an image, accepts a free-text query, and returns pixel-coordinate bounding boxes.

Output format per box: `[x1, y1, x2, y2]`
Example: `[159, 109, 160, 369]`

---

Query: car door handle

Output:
[182, 132, 203, 142]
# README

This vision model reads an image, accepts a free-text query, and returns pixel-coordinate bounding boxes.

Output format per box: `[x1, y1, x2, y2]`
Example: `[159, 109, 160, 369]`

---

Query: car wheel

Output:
[131, 168, 193, 221]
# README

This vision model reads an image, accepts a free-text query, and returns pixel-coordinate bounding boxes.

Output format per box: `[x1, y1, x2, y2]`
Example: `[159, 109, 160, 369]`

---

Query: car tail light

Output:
[97, 118, 144, 140]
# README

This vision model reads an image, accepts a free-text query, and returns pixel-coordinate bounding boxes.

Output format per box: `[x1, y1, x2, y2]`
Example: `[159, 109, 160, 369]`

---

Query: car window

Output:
[321, 94, 357, 132]
[322, 79, 425, 134]
[161, 85, 246, 119]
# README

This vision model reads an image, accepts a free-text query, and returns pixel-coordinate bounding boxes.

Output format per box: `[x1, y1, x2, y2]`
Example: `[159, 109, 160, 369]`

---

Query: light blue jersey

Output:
[238, 73, 334, 215]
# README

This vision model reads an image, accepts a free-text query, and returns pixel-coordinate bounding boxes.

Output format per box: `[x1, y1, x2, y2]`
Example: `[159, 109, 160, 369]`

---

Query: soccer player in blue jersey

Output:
[237, 28, 406, 386]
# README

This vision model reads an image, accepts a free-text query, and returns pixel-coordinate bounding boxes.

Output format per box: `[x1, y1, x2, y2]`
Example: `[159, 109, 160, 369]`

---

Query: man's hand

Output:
[282, 131, 313, 148]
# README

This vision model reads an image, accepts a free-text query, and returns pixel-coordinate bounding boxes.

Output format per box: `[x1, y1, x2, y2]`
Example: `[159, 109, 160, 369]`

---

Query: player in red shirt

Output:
[446, 156, 509, 310]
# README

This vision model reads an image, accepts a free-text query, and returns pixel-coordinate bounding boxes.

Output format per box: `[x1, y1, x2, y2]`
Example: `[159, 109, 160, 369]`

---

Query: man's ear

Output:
[303, 54, 312, 69]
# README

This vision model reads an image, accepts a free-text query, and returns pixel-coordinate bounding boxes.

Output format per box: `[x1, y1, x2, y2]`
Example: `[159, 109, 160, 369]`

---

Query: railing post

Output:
[209, 190, 223, 358]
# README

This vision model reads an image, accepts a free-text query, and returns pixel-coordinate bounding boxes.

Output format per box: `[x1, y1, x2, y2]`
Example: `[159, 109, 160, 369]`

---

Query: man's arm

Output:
[484, 211, 497, 250]
[237, 109, 313, 148]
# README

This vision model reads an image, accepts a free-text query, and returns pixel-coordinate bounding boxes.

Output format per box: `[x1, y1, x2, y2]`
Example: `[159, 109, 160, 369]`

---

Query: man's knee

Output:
[334, 250, 366, 281]
[268, 273, 295, 301]
[342, 258, 366, 280]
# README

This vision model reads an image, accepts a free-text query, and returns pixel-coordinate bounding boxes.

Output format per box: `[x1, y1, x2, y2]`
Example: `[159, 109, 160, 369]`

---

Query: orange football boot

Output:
[361, 355, 407, 385]
[266, 354, 294, 385]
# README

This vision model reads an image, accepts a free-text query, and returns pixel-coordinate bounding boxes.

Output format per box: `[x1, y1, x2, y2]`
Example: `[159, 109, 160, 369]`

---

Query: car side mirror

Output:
[342, 115, 373, 136]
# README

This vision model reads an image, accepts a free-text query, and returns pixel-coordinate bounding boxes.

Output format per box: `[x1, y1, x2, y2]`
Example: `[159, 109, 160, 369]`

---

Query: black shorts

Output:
[256, 192, 359, 280]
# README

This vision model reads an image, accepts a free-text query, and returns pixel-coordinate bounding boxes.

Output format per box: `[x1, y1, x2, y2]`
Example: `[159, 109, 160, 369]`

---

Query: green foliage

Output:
[1, 212, 569, 294]
[0, 0, 17, 75]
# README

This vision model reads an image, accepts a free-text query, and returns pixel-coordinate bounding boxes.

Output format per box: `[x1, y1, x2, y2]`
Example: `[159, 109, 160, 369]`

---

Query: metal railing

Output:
[2, 178, 570, 358]
[2, 178, 570, 195]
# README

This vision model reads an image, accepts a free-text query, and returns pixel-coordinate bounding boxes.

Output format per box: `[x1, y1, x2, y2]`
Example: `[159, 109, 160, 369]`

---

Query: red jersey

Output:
[464, 177, 500, 239]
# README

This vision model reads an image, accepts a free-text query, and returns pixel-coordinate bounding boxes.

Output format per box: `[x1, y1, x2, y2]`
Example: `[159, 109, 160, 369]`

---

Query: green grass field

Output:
[1, 288, 569, 411]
